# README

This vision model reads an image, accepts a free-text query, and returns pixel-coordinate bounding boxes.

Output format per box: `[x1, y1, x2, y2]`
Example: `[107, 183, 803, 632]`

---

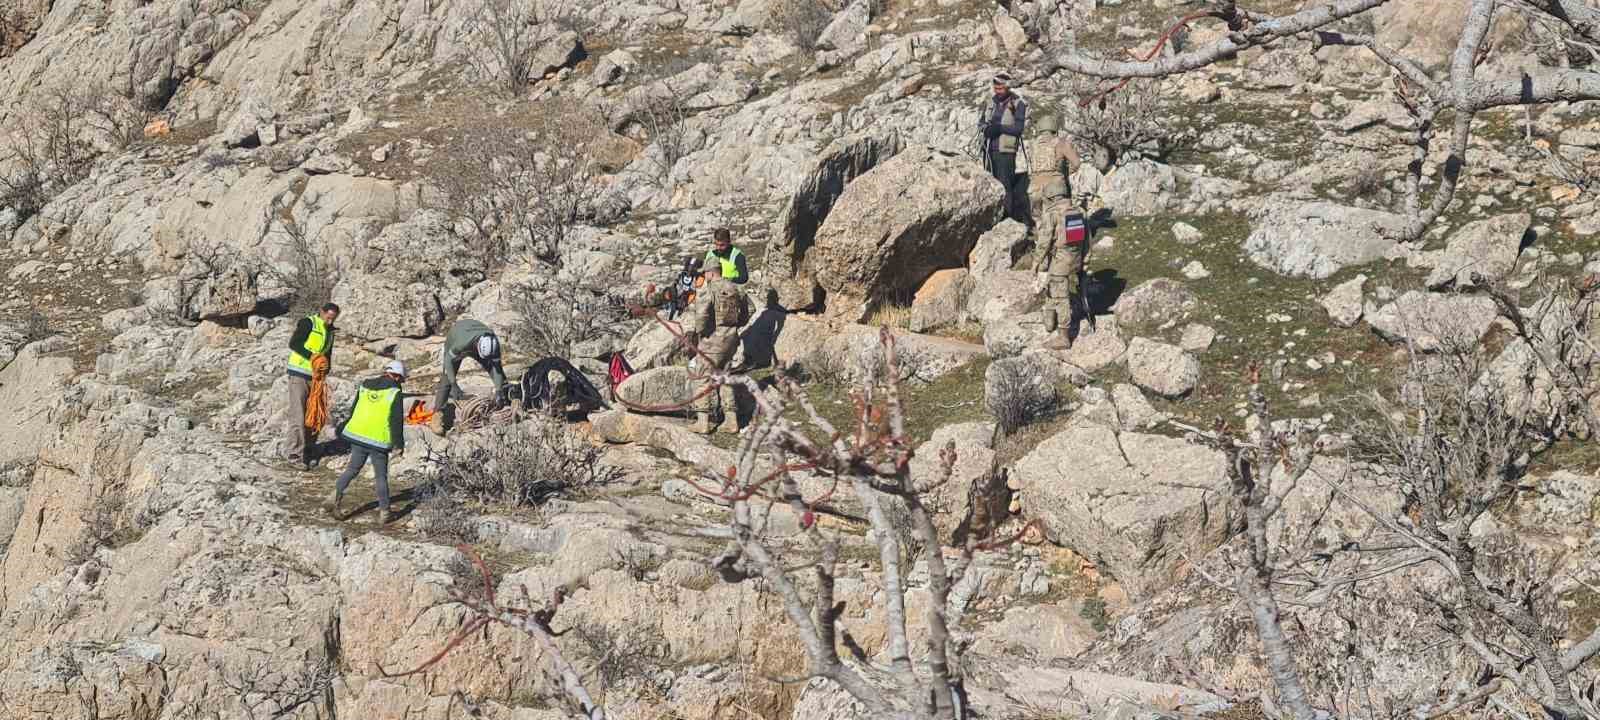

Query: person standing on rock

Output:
[703, 228, 749, 285]
[978, 72, 1027, 222]
[432, 318, 508, 412]
[284, 303, 340, 470]
[1026, 115, 1082, 227]
[330, 360, 407, 525]
[684, 269, 749, 434]
[1040, 176, 1088, 350]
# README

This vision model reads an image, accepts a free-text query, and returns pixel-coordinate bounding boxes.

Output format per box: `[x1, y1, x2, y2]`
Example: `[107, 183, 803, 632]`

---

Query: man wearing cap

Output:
[978, 72, 1028, 221]
[433, 318, 509, 411]
[1027, 115, 1082, 223]
[330, 360, 408, 524]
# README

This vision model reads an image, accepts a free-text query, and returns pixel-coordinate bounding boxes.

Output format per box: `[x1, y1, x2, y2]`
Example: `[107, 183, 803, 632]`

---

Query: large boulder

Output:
[909, 422, 1001, 544]
[193, 266, 259, 322]
[968, 219, 1029, 277]
[1321, 273, 1368, 328]
[909, 268, 969, 332]
[966, 269, 1044, 326]
[774, 316, 985, 383]
[1125, 338, 1200, 399]
[1015, 423, 1230, 599]
[0, 342, 74, 467]
[1244, 201, 1409, 279]
[1420, 213, 1531, 289]
[613, 366, 695, 411]
[804, 146, 1005, 322]
[768, 131, 903, 294]
[1111, 278, 1196, 331]
[1098, 160, 1176, 216]
[1367, 291, 1497, 351]
[330, 274, 444, 341]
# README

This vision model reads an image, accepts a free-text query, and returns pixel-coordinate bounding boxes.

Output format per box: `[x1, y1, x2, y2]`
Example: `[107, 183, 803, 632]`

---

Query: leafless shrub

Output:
[217, 656, 337, 720]
[456, 0, 576, 95]
[1058, 74, 1182, 169]
[430, 113, 600, 270]
[770, 0, 837, 52]
[63, 490, 146, 564]
[200, 152, 235, 171]
[985, 358, 1063, 433]
[629, 89, 692, 188]
[1345, 165, 1386, 199]
[509, 280, 631, 360]
[572, 621, 670, 695]
[22, 304, 49, 343]
[428, 416, 615, 507]
[414, 482, 480, 543]
[261, 192, 338, 314]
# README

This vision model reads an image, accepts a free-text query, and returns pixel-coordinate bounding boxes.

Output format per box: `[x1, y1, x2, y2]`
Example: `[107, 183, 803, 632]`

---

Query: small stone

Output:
[1181, 261, 1211, 280]
[1171, 221, 1204, 244]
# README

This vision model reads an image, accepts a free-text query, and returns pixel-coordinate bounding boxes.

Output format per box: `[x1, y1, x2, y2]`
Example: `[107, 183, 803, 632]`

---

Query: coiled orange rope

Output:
[304, 354, 331, 435]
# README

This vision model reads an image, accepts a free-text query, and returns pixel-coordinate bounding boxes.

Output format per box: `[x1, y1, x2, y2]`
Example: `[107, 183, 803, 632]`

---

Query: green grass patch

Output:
[1091, 211, 1404, 427]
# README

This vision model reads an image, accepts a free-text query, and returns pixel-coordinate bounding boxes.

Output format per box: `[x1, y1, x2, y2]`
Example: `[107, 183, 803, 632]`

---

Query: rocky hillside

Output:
[2, 0, 1600, 718]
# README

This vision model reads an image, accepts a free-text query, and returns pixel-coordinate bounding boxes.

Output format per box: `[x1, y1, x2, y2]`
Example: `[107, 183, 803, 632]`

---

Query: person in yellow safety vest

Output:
[328, 360, 408, 525]
[284, 303, 340, 470]
[703, 228, 749, 285]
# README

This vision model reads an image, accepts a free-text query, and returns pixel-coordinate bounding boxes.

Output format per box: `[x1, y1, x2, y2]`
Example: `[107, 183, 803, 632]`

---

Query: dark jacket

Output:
[338, 376, 406, 453]
[288, 317, 335, 364]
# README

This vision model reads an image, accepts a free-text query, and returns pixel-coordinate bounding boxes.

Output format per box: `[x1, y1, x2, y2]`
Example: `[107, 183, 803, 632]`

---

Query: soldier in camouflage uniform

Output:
[1040, 176, 1086, 351]
[684, 270, 749, 434]
[1026, 114, 1082, 225]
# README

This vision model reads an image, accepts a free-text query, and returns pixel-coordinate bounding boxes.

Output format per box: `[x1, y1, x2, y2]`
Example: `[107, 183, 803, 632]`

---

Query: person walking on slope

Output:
[703, 228, 749, 285]
[432, 318, 508, 411]
[978, 72, 1028, 222]
[283, 303, 340, 470]
[329, 360, 408, 524]
[1040, 176, 1088, 351]
[684, 269, 749, 434]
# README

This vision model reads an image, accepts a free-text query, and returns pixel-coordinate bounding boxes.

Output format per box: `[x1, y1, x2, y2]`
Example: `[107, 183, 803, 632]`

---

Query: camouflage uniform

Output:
[685, 275, 747, 433]
[1039, 180, 1085, 349]
[1026, 115, 1083, 225]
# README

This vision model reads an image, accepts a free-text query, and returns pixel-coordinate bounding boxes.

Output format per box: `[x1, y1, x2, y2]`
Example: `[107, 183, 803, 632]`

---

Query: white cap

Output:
[385, 360, 407, 378]
[476, 334, 500, 359]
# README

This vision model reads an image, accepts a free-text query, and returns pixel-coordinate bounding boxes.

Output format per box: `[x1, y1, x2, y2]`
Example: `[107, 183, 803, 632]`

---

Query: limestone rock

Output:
[909, 268, 969, 332]
[1367, 290, 1497, 351]
[769, 131, 904, 281]
[806, 146, 1005, 321]
[774, 315, 985, 383]
[1015, 424, 1229, 599]
[909, 421, 1000, 543]
[1321, 273, 1368, 328]
[1179, 323, 1215, 352]
[613, 366, 694, 411]
[331, 274, 444, 341]
[0, 343, 73, 467]
[1111, 278, 1196, 330]
[1098, 160, 1176, 216]
[1421, 213, 1531, 289]
[1058, 319, 1127, 373]
[194, 266, 258, 322]
[1170, 221, 1203, 244]
[1125, 338, 1199, 399]
[1244, 201, 1409, 279]
[969, 219, 1029, 277]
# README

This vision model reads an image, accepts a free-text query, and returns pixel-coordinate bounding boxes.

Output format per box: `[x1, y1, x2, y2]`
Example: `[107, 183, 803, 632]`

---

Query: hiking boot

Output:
[324, 489, 343, 519]
[1043, 333, 1073, 351]
[690, 412, 717, 435]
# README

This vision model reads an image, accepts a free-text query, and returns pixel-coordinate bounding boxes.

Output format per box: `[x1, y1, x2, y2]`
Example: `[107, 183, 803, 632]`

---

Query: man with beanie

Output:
[978, 72, 1027, 221]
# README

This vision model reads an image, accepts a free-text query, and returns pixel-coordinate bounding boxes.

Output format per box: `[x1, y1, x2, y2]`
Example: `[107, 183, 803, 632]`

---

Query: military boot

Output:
[1043, 331, 1073, 351]
[691, 411, 717, 435]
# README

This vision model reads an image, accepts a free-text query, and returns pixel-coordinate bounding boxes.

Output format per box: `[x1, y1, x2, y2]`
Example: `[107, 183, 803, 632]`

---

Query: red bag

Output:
[1063, 211, 1087, 246]
[607, 353, 635, 396]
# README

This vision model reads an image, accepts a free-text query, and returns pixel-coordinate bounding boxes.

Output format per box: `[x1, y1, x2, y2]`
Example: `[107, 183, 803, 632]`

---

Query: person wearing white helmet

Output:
[329, 359, 408, 524]
[433, 318, 508, 412]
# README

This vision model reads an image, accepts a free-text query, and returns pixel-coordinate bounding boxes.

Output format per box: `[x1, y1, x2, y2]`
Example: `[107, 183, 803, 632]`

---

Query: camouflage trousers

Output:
[1047, 244, 1085, 322]
[691, 329, 739, 415]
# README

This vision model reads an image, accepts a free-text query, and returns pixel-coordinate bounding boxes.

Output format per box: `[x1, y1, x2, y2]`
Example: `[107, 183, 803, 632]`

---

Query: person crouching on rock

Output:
[328, 360, 407, 525]
[433, 318, 509, 411]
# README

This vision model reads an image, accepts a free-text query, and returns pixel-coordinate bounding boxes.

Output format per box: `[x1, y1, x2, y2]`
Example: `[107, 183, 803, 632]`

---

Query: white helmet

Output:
[384, 360, 407, 379]
[476, 333, 500, 359]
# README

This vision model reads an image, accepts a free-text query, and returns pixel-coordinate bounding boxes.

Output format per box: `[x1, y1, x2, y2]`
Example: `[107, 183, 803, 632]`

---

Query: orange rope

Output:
[304, 354, 330, 434]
